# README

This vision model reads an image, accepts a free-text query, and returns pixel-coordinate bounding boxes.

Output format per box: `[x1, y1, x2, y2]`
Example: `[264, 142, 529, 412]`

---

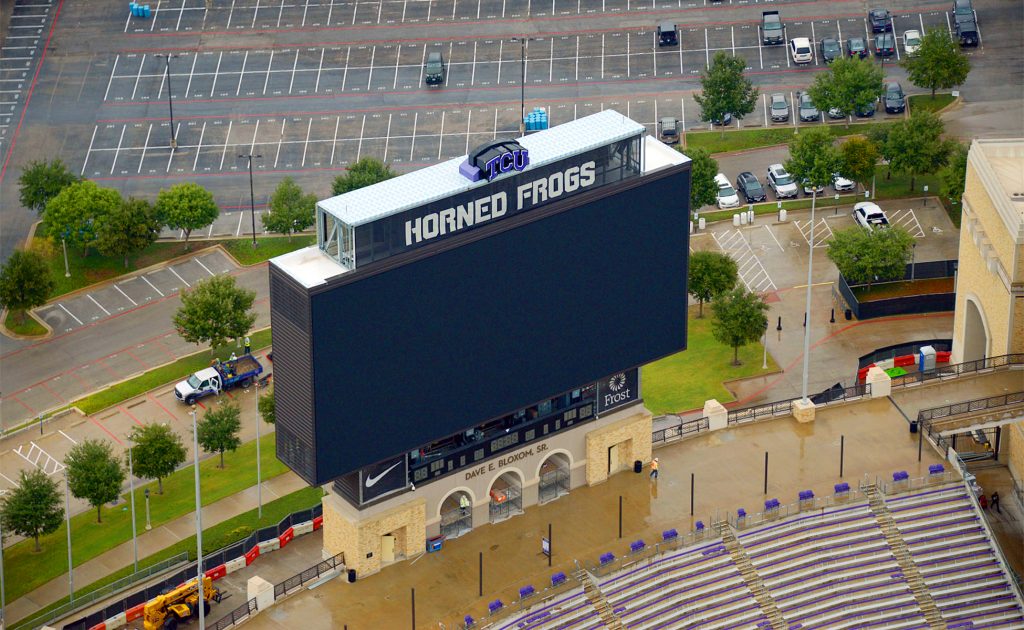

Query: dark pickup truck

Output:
[762, 11, 784, 45]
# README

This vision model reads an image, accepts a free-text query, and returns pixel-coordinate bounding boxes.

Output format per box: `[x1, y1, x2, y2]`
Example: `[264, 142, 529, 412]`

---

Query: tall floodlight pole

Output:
[1, 518, 6, 629]
[155, 54, 180, 149]
[512, 37, 536, 135]
[191, 405, 205, 630]
[238, 154, 262, 248]
[255, 379, 262, 519]
[64, 471, 73, 602]
[128, 441, 139, 573]
[800, 189, 817, 402]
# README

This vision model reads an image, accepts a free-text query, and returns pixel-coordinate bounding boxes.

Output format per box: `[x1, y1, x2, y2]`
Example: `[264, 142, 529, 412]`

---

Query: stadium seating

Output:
[491, 482, 1023, 630]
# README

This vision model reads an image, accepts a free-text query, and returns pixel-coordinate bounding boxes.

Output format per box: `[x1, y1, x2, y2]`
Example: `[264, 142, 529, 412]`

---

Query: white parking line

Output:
[194, 257, 216, 276]
[114, 283, 138, 306]
[141, 274, 165, 297]
[236, 211, 245, 236]
[87, 294, 112, 316]
[193, 120, 207, 171]
[58, 303, 84, 326]
[138, 123, 152, 173]
[81, 125, 98, 175]
[763, 224, 784, 252]
[59, 429, 78, 444]
[110, 124, 126, 175]
[168, 266, 191, 287]
[104, 54, 119, 101]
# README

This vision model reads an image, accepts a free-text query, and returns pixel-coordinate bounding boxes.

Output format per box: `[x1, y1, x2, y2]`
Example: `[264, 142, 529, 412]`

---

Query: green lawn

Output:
[3, 431, 288, 604]
[10, 486, 324, 629]
[642, 307, 779, 415]
[682, 122, 885, 155]
[71, 329, 271, 416]
[908, 93, 956, 114]
[4, 310, 47, 336]
[699, 194, 863, 224]
[872, 165, 944, 200]
[221, 235, 315, 266]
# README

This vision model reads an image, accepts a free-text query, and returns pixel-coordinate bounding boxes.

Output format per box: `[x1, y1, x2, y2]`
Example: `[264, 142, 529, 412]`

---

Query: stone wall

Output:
[584, 409, 653, 485]
[321, 492, 426, 578]
[1003, 421, 1024, 490]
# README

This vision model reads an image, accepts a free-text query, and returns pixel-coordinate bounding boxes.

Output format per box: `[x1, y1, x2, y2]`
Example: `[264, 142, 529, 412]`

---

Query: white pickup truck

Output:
[174, 354, 263, 405]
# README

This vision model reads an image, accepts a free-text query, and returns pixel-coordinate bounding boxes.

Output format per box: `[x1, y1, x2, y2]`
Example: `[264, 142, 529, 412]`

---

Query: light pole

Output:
[155, 54, 180, 149]
[1, 518, 6, 630]
[255, 379, 262, 520]
[762, 322, 769, 370]
[191, 405, 205, 630]
[800, 188, 818, 403]
[127, 441, 139, 573]
[911, 243, 917, 281]
[62, 237, 71, 278]
[238, 154, 262, 248]
[511, 37, 537, 135]
[63, 471, 73, 603]
[144, 488, 152, 530]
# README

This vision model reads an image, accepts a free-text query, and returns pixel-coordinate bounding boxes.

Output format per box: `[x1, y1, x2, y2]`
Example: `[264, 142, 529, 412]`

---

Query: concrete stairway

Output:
[714, 522, 788, 630]
[572, 567, 624, 630]
[863, 484, 948, 629]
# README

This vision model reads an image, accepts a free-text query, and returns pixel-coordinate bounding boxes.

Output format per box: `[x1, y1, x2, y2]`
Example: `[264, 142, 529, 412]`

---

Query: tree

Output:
[173, 274, 257, 350]
[258, 388, 275, 425]
[806, 57, 884, 128]
[0, 249, 54, 324]
[694, 52, 758, 135]
[786, 127, 843, 250]
[902, 29, 970, 98]
[688, 251, 738, 318]
[44, 180, 122, 255]
[711, 287, 769, 366]
[839, 136, 880, 190]
[197, 403, 242, 468]
[155, 182, 219, 250]
[65, 439, 125, 523]
[940, 141, 969, 205]
[827, 226, 915, 287]
[886, 110, 956, 191]
[1, 469, 63, 552]
[18, 158, 80, 214]
[687, 147, 720, 211]
[332, 157, 396, 195]
[127, 423, 187, 494]
[95, 198, 162, 268]
[263, 177, 317, 240]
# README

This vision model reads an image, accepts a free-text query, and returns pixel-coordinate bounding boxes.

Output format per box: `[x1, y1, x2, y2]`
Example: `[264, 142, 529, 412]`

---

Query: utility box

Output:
[918, 345, 936, 372]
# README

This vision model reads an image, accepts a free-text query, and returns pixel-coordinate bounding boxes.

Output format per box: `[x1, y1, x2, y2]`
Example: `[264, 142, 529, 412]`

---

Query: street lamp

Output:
[1, 518, 6, 629]
[238, 154, 262, 248]
[144, 488, 152, 530]
[255, 379, 262, 520]
[155, 54, 180, 149]
[762, 321, 769, 370]
[191, 404, 206, 630]
[127, 440, 139, 573]
[63, 471, 73, 603]
[511, 37, 539, 135]
[800, 186, 819, 403]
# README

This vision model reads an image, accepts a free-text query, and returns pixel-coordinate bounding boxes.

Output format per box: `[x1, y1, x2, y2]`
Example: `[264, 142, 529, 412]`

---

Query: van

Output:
[659, 117, 679, 143]
[657, 22, 678, 47]
[424, 51, 445, 85]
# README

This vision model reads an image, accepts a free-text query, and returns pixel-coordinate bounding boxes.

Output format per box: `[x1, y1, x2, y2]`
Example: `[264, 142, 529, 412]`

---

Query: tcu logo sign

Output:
[460, 139, 531, 182]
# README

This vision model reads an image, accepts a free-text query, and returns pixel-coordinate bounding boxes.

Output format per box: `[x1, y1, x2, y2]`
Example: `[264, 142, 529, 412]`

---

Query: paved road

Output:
[1, 0, 1021, 258]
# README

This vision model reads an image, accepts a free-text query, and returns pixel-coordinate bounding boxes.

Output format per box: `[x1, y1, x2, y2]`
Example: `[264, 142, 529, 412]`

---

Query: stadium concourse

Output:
[240, 369, 1024, 630]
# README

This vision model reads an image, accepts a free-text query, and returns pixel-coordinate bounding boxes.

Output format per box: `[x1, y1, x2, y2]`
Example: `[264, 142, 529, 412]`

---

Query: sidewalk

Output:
[7, 471, 309, 625]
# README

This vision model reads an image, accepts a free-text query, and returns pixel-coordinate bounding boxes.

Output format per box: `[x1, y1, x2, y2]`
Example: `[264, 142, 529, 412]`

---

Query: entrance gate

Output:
[538, 452, 571, 503]
[489, 472, 523, 523]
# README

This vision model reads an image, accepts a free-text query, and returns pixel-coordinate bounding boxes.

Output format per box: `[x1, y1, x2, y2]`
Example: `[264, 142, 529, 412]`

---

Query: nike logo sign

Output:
[365, 461, 402, 488]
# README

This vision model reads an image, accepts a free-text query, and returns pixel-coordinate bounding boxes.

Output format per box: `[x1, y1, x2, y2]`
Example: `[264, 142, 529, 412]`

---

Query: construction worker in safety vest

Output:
[650, 458, 660, 480]
[459, 494, 470, 515]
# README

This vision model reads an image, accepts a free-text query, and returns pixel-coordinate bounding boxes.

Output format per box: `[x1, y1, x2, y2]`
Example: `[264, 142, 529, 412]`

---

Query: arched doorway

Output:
[963, 298, 989, 363]
[488, 471, 523, 523]
[439, 490, 473, 539]
[538, 452, 571, 503]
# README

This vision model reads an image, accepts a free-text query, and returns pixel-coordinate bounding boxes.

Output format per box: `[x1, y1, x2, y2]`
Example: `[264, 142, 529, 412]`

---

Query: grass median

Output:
[642, 306, 779, 415]
[3, 431, 288, 604]
[4, 310, 47, 336]
[220, 235, 315, 266]
[682, 122, 883, 155]
[908, 93, 956, 114]
[10, 486, 324, 629]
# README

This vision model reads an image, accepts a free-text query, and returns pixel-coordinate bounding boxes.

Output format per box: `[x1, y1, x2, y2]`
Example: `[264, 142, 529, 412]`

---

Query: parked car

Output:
[820, 37, 842, 63]
[714, 173, 741, 209]
[659, 117, 679, 143]
[868, 8, 892, 32]
[767, 164, 799, 199]
[847, 37, 869, 58]
[828, 106, 846, 120]
[875, 32, 896, 56]
[951, 0, 975, 20]
[801, 179, 826, 197]
[762, 11, 784, 45]
[832, 173, 856, 192]
[798, 92, 819, 122]
[712, 112, 733, 126]
[884, 82, 906, 113]
[955, 16, 979, 46]
[903, 29, 922, 55]
[424, 51, 445, 85]
[770, 93, 790, 122]
[853, 202, 890, 230]
[658, 21, 679, 47]
[855, 100, 877, 118]
[736, 172, 767, 203]
[789, 37, 813, 64]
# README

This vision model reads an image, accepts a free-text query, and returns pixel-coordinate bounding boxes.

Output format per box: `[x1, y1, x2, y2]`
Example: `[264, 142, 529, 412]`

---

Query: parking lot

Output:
[0, 0, 56, 155]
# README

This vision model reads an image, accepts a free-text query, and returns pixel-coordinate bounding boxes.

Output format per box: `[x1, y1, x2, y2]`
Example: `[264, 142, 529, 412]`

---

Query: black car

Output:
[798, 92, 819, 122]
[736, 172, 767, 203]
[868, 8, 892, 32]
[874, 32, 896, 56]
[847, 37, 869, 58]
[658, 21, 679, 47]
[951, 0, 974, 20]
[855, 101, 876, 118]
[884, 82, 905, 113]
[712, 112, 734, 126]
[820, 37, 842, 63]
[424, 51, 445, 85]
[955, 17, 979, 46]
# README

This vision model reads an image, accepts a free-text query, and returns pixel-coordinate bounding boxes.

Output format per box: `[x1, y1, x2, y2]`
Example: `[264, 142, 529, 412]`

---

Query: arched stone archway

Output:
[537, 451, 571, 503]
[438, 488, 474, 539]
[488, 469, 524, 523]
[963, 297, 989, 363]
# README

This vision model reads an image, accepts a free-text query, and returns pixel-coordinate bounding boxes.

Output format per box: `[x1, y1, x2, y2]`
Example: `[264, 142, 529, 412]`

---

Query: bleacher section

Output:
[487, 481, 1024, 630]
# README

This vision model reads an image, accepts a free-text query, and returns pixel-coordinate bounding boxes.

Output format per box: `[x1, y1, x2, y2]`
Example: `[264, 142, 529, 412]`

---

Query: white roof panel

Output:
[318, 109, 645, 227]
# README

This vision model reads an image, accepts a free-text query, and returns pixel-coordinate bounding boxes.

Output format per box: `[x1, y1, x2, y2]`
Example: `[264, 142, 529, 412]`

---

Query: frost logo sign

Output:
[598, 369, 639, 413]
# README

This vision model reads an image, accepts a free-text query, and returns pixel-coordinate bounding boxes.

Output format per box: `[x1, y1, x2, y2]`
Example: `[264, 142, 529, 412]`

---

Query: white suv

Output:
[714, 173, 740, 209]
[766, 164, 799, 199]
[789, 37, 813, 64]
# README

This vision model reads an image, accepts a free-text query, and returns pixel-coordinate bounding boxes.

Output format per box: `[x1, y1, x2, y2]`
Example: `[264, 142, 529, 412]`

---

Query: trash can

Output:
[909, 420, 918, 434]
[633, 460, 643, 473]
[347, 569, 357, 583]
[427, 536, 445, 553]
[845, 309, 852, 320]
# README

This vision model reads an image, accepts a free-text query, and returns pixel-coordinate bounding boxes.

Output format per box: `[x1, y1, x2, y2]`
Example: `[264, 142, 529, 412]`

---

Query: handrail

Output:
[917, 390, 1024, 423]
